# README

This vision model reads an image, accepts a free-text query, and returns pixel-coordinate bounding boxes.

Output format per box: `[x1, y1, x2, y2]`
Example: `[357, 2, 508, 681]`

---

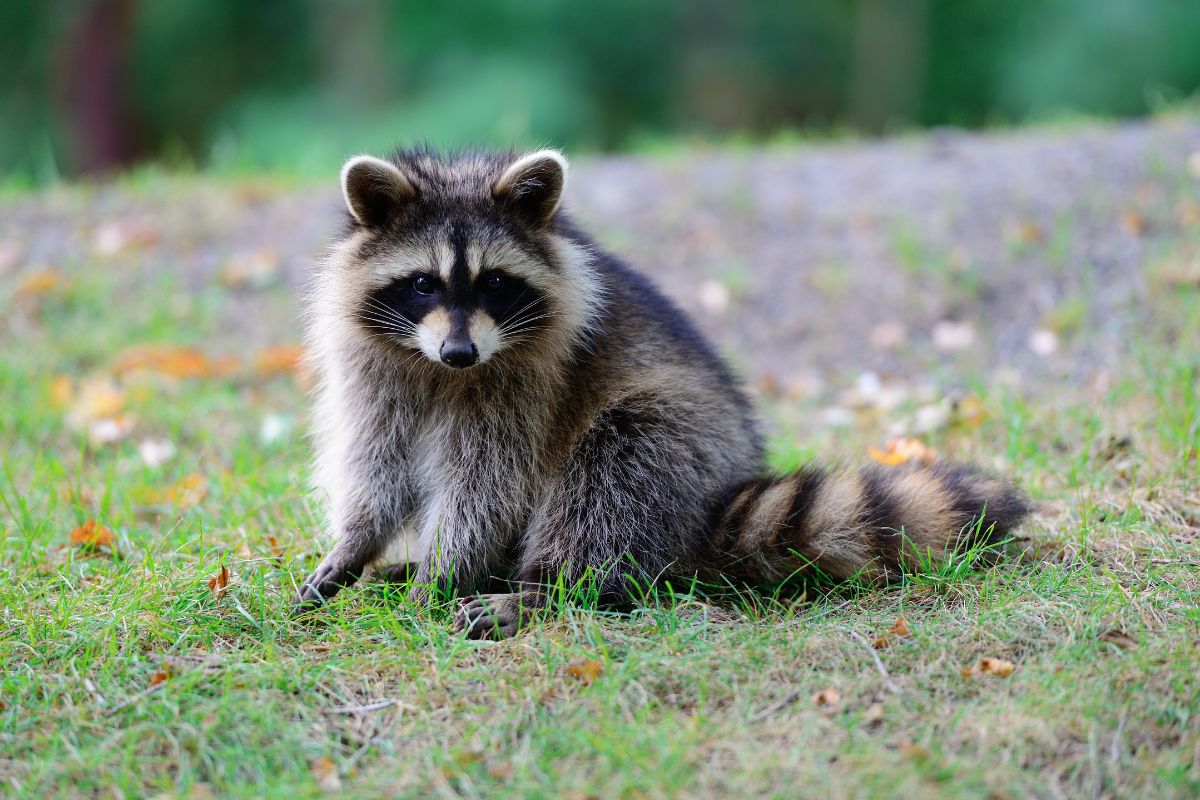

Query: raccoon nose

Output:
[439, 340, 478, 368]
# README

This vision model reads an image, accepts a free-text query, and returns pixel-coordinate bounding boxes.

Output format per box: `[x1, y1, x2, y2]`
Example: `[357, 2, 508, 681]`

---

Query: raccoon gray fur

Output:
[293, 147, 1029, 638]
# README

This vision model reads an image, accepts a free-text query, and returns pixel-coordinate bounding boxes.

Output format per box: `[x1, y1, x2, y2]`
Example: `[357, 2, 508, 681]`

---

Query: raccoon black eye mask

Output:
[294, 147, 1028, 639]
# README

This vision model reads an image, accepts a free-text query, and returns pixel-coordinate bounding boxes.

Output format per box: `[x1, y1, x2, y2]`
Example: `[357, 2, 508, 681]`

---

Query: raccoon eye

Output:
[412, 275, 436, 295]
[482, 272, 506, 294]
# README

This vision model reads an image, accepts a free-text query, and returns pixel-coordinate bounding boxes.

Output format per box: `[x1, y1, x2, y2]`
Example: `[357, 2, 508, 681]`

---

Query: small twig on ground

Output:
[748, 689, 805, 722]
[846, 629, 902, 695]
[104, 681, 166, 717]
[328, 699, 402, 715]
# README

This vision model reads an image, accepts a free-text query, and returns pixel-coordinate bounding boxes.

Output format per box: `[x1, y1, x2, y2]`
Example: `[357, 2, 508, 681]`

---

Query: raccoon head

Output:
[328, 148, 597, 371]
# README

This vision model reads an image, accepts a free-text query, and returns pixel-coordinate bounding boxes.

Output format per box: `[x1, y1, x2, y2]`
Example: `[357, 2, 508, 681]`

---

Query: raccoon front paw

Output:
[290, 556, 364, 615]
[453, 592, 542, 640]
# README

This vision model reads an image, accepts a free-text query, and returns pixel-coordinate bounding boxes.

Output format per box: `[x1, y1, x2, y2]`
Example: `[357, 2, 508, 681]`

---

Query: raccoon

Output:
[293, 147, 1029, 638]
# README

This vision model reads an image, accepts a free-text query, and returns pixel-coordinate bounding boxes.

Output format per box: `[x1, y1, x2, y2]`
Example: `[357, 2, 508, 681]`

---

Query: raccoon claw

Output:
[290, 558, 363, 615]
[453, 593, 532, 640]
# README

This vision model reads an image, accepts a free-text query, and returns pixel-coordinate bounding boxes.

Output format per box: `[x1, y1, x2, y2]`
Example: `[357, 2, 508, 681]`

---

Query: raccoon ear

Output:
[492, 149, 568, 227]
[340, 155, 416, 227]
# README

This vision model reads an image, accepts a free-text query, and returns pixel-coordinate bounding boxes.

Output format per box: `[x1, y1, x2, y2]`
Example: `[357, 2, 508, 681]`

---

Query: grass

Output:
[1, 178, 1199, 799]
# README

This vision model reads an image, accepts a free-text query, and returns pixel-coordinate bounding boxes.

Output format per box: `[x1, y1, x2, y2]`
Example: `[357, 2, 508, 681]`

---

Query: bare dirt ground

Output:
[2, 118, 1200, 424]
[5, 117, 1198, 403]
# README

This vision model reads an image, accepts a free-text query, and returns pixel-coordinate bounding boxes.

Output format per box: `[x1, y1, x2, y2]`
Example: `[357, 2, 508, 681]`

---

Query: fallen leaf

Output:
[1098, 629, 1137, 650]
[486, 761, 514, 780]
[1120, 209, 1149, 237]
[310, 757, 341, 792]
[861, 702, 885, 724]
[874, 615, 910, 648]
[811, 687, 840, 708]
[49, 375, 73, 409]
[869, 437, 937, 467]
[70, 520, 116, 551]
[161, 474, 207, 508]
[219, 247, 280, 289]
[208, 565, 230, 601]
[149, 663, 173, 686]
[962, 657, 1016, 678]
[254, 345, 305, 377]
[956, 395, 988, 428]
[114, 345, 238, 379]
[1006, 219, 1045, 246]
[566, 658, 603, 685]
[266, 534, 285, 562]
[68, 378, 125, 420]
[15, 268, 67, 299]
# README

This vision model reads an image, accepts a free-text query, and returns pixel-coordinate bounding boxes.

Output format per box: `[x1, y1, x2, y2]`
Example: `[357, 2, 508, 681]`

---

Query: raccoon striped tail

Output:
[705, 462, 1029, 584]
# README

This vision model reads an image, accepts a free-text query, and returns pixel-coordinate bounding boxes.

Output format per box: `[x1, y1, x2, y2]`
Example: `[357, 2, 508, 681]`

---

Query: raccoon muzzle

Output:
[705, 462, 1029, 583]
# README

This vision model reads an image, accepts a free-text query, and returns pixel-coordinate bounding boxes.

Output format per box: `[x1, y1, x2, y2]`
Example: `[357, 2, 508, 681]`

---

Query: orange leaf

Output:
[254, 345, 306, 377]
[15, 268, 67, 298]
[208, 565, 229, 601]
[962, 657, 1016, 678]
[565, 658, 603, 685]
[69, 520, 115, 551]
[113, 345, 238, 379]
[868, 437, 937, 467]
[812, 687, 841, 708]
[874, 616, 910, 649]
[149, 664, 173, 686]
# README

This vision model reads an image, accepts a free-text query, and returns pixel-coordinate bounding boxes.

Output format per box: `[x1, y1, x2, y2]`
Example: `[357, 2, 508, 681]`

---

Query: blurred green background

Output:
[4, 0, 1200, 182]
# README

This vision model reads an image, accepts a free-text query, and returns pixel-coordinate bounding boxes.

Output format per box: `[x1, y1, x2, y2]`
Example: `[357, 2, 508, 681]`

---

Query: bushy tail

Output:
[705, 462, 1029, 584]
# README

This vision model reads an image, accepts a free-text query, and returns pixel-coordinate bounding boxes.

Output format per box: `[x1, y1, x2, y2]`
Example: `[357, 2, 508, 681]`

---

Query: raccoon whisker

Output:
[498, 313, 561, 336]
[359, 311, 418, 336]
[360, 301, 418, 333]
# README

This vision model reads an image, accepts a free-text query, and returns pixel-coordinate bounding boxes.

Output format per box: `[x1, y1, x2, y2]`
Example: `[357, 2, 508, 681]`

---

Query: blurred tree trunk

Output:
[849, 0, 928, 133]
[55, 0, 142, 175]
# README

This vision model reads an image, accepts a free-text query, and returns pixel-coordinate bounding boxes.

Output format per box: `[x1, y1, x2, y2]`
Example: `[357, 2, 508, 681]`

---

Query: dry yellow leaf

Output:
[50, 375, 73, 409]
[962, 657, 1016, 678]
[156, 474, 207, 508]
[15, 268, 67, 298]
[70, 520, 116, 551]
[812, 687, 841, 708]
[208, 565, 230, 601]
[566, 658, 603, 685]
[956, 395, 987, 428]
[66, 379, 125, 426]
[868, 437, 937, 467]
